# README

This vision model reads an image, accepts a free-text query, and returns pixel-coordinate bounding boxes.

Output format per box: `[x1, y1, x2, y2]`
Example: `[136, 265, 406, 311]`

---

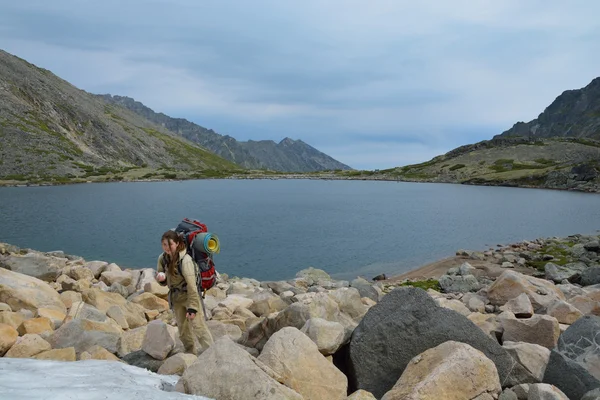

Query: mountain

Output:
[495, 77, 600, 140]
[0, 50, 239, 184]
[339, 77, 600, 193]
[97, 94, 353, 172]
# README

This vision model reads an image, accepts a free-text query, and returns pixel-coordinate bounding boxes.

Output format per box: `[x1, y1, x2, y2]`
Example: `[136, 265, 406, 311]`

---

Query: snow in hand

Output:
[0, 358, 213, 400]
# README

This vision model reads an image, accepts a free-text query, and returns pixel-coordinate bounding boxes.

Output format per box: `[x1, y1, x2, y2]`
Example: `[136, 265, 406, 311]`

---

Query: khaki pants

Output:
[172, 293, 214, 354]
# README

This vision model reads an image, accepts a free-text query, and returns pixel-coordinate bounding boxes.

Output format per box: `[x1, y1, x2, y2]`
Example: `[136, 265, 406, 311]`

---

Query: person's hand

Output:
[185, 309, 196, 321]
[156, 272, 166, 282]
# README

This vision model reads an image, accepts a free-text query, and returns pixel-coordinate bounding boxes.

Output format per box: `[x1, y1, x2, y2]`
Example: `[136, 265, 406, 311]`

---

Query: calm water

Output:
[0, 179, 598, 281]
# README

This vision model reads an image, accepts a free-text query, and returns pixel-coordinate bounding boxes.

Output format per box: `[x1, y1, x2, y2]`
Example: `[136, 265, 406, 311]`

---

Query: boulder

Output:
[546, 300, 583, 324]
[67, 266, 95, 282]
[207, 319, 243, 343]
[142, 320, 174, 361]
[380, 341, 501, 400]
[0, 311, 26, 330]
[438, 274, 480, 293]
[487, 271, 565, 312]
[143, 281, 169, 299]
[582, 388, 600, 400]
[0, 253, 65, 282]
[117, 326, 148, 358]
[130, 292, 169, 312]
[48, 318, 122, 355]
[65, 301, 107, 323]
[106, 305, 129, 330]
[328, 287, 368, 321]
[136, 268, 157, 290]
[500, 293, 534, 318]
[17, 317, 54, 336]
[108, 282, 129, 298]
[582, 267, 600, 286]
[435, 298, 471, 316]
[84, 261, 109, 279]
[33, 347, 77, 362]
[0, 323, 18, 355]
[4, 333, 51, 358]
[0, 268, 66, 314]
[527, 383, 569, 400]
[348, 390, 377, 400]
[157, 353, 197, 376]
[502, 341, 550, 382]
[296, 267, 331, 286]
[59, 291, 82, 309]
[100, 270, 132, 287]
[181, 336, 303, 399]
[545, 262, 585, 283]
[468, 313, 503, 341]
[218, 295, 254, 312]
[301, 318, 346, 355]
[85, 345, 121, 361]
[501, 314, 560, 349]
[257, 326, 347, 400]
[248, 291, 288, 317]
[348, 287, 533, 399]
[350, 278, 380, 302]
[543, 316, 600, 399]
[121, 349, 165, 373]
[35, 308, 66, 330]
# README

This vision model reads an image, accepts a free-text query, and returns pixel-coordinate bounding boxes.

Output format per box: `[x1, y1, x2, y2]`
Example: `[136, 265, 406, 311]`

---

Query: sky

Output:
[0, 1, 599, 170]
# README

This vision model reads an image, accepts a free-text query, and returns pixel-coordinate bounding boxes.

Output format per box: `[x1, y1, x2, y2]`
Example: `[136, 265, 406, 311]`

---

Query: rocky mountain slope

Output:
[98, 94, 353, 173]
[338, 77, 600, 192]
[0, 50, 240, 184]
[496, 77, 600, 140]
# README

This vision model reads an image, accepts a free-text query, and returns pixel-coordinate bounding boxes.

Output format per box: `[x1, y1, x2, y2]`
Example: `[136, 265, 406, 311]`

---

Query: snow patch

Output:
[0, 358, 213, 400]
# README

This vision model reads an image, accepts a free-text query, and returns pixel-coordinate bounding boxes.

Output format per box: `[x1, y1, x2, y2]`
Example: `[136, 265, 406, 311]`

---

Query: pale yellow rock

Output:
[145, 309, 159, 321]
[130, 292, 169, 312]
[35, 308, 67, 330]
[143, 281, 169, 299]
[106, 305, 129, 330]
[348, 389, 377, 400]
[0, 323, 18, 355]
[117, 325, 147, 358]
[68, 266, 95, 282]
[0, 311, 26, 330]
[501, 314, 560, 349]
[87, 345, 121, 361]
[381, 341, 501, 400]
[5, 333, 51, 358]
[157, 353, 198, 375]
[0, 302, 11, 312]
[547, 300, 584, 324]
[33, 347, 76, 361]
[0, 268, 67, 314]
[80, 351, 92, 360]
[60, 291, 83, 309]
[487, 270, 565, 312]
[257, 326, 347, 400]
[82, 288, 126, 313]
[435, 298, 471, 316]
[17, 317, 54, 336]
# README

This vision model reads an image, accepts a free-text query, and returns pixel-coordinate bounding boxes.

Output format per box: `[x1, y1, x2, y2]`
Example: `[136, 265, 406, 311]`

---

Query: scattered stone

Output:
[435, 298, 471, 316]
[581, 267, 600, 286]
[438, 274, 480, 293]
[0, 268, 67, 314]
[121, 349, 165, 373]
[348, 389, 377, 400]
[502, 341, 550, 382]
[0, 253, 65, 282]
[546, 299, 584, 324]
[33, 347, 76, 362]
[500, 293, 534, 318]
[181, 336, 303, 399]
[301, 318, 346, 355]
[0, 323, 18, 356]
[487, 270, 565, 312]
[157, 353, 197, 376]
[130, 292, 169, 312]
[5, 333, 51, 358]
[527, 383, 569, 400]
[348, 287, 532, 399]
[257, 327, 347, 400]
[501, 314, 560, 349]
[17, 317, 54, 336]
[142, 320, 175, 361]
[49, 318, 122, 356]
[381, 341, 501, 400]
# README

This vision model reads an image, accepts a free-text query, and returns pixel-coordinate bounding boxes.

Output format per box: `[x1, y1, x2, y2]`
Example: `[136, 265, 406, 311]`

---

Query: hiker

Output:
[156, 230, 214, 355]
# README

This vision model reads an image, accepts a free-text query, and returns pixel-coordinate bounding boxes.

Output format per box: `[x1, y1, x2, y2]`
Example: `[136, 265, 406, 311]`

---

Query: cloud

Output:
[1, 0, 599, 168]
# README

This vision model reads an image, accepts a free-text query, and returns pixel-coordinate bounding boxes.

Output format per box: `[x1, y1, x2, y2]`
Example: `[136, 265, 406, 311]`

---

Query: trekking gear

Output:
[173, 218, 219, 294]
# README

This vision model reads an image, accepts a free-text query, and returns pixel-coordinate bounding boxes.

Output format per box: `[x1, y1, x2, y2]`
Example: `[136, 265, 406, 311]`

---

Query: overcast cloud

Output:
[1, 1, 599, 169]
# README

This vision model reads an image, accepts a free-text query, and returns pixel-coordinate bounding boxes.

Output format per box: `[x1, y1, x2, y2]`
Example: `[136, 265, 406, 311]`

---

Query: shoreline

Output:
[1, 173, 599, 195]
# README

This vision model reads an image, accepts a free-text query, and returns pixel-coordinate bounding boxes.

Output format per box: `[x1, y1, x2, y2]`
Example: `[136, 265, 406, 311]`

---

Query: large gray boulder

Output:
[0, 268, 66, 314]
[581, 267, 600, 286]
[347, 287, 532, 399]
[543, 316, 600, 399]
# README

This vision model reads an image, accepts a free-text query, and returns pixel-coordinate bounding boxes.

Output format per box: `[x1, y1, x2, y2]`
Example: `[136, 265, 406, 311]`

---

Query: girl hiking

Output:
[156, 230, 214, 355]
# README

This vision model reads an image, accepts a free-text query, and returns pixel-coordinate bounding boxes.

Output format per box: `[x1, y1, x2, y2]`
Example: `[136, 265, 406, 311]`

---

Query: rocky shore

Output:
[1, 233, 600, 399]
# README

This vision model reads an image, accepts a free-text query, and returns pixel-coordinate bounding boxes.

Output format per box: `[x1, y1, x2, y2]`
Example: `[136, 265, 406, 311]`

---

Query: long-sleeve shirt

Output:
[157, 249, 201, 313]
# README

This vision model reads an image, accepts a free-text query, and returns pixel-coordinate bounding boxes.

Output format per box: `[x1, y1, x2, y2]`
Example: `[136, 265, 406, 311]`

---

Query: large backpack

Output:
[173, 218, 219, 294]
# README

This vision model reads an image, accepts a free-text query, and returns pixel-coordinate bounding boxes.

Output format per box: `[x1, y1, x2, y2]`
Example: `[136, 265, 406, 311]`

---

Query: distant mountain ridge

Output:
[0, 49, 238, 183]
[97, 94, 353, 172]
[495, 77, 600, 140]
